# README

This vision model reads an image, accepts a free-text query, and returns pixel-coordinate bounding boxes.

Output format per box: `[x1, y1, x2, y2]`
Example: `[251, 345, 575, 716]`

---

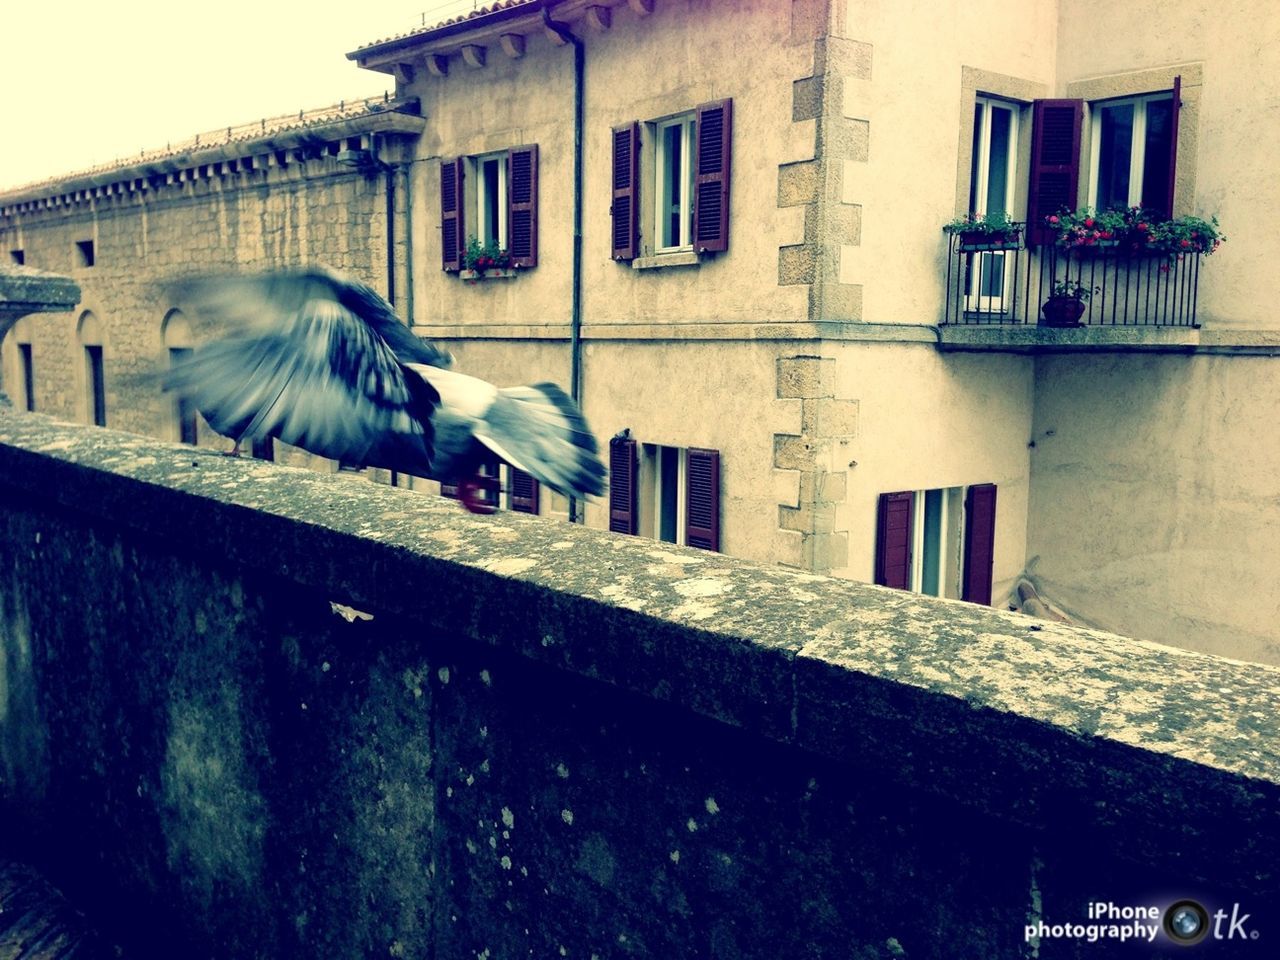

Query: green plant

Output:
[942, 211, 1021, 239]
[463, 236, 512, 272]
[1149, 214, 1225, 256]
[1045, 207, 1225, 259]
[1050, 279, 1097, 301]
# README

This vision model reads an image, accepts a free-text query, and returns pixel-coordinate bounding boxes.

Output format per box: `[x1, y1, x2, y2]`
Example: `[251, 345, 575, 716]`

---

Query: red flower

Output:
[1084, 217, 1095, 227]
[1048, 215, 1060, 224]
[1180, 239, 1191, 248]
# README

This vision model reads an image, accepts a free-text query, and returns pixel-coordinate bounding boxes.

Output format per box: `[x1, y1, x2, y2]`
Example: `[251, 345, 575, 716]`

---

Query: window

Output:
[1089, 91, 1176, 216]
[77, 311, 105, 427]
[75, 239, 95, 267]
[476, 152, 507, 249]
[169, 348, 197, 444]
[966, 97, 1020, 311]
[1027, 79, 1180, 246]
[654, 115, 696, 252]
[18, 343, 34, 412]
[611, 99, 732, 261]
[440, 461, 540, 514]
[439, 145, 538, 271]
[162, 310, 195, 443]
[9, 249, 23, 266]
[609, 436, 720, 550]
[86, 346, 106, 426]
[875, 484, 997, 605]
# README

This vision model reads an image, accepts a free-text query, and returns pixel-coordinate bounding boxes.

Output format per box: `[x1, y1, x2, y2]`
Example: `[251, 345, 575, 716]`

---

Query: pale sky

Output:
[0, 1, 468, 191]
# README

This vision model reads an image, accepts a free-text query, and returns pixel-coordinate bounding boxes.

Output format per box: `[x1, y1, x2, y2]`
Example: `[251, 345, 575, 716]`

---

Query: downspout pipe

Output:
[541, 5, 585, 524]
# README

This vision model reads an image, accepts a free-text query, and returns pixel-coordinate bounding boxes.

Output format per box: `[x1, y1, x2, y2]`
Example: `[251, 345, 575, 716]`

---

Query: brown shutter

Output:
[1164, 75, 1181, 218]
[610, 123, 640, 261]
[440, 157, 465, 271]
[1026, 99, 1083, 247]
[693, 99, 732, 253]
[510, 468, 540, 514]
[507, 144, 538, 268]
[685, 448, 720, 551]
[608, 436, 638, 534]
[962, 483, 998, 606]
[875, 492, 914, 590]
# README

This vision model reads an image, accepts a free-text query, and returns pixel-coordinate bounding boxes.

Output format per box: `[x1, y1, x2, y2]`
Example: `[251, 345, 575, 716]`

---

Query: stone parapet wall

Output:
[0, 414, 1277, 958]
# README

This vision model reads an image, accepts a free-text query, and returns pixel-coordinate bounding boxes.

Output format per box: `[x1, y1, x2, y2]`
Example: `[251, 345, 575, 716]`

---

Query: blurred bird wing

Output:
[166, 290, 438, 472]
[475, 384, 606, 498]
[169, 267, 454, 369]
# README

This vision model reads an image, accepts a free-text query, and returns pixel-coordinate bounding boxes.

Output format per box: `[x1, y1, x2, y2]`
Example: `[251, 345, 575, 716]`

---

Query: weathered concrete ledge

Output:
[939, 322, 1280, 355]
[1, 414, 1278, 957]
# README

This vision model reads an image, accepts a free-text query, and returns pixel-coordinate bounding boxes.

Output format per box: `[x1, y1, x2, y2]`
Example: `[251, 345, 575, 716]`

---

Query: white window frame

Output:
[966, 97, 1019, 315]
[640, 443, 688, 545]
[1087, 92, 1173, 211]
[474, 152, 508, 250]
[653, 115, 696, 253]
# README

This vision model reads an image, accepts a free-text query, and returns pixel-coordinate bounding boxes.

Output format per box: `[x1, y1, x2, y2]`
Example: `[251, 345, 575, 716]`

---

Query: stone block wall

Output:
[0, 142, 396, 450]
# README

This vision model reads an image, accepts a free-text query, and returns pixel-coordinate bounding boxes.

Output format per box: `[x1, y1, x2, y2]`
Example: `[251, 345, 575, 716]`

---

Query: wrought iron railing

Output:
[943, 224, 1201, 327]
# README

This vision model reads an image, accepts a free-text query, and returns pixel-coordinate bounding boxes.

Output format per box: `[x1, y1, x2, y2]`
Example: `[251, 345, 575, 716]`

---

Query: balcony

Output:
[943, 224, 1202, 328]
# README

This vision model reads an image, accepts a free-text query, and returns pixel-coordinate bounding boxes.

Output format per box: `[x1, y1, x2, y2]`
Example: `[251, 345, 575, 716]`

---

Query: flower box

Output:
[460, 268, 518, 282]
[957, 231, 1021, 251]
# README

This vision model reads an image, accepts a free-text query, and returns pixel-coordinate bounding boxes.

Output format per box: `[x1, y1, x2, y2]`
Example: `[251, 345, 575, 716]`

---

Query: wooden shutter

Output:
[874, 492, 914, 590]
[608, 436, 638, 534]
[1026, 100, 1083, 247]
[440, 157, 465, 271]
[685, 448, 720, 552]
[1163, 75, 1181, 219]
[510, 468, 540, 514]
[611, 123, 640, 260]
[962, 483, 998, 606]
[507, 144, 538, 267]
[693, 99, 732, 253]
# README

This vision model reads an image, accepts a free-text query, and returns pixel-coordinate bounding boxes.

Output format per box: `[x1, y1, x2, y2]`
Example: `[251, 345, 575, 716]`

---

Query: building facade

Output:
[3, 0, 1277, 664]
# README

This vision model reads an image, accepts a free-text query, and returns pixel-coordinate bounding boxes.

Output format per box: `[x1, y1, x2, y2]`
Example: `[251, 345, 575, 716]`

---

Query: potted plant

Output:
[943, 211, 1022, 248]
[460, 237, 514, 281]
[1040, 279, 1096, 327]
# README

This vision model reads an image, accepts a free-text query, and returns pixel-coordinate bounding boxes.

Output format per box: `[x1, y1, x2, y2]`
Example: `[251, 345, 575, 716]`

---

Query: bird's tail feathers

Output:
[476, 383, 606, 498]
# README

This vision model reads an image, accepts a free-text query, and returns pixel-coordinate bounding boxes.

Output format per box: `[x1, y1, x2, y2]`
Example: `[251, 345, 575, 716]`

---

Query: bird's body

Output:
[165, 267, 606, 511]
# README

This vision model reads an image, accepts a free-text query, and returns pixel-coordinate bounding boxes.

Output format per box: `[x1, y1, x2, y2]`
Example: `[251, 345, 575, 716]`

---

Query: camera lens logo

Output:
[1164, 900, 1211, 946]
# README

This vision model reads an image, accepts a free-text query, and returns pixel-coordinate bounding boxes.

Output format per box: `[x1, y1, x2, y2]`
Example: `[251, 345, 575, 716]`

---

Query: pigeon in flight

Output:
[164, 267, 606, 514]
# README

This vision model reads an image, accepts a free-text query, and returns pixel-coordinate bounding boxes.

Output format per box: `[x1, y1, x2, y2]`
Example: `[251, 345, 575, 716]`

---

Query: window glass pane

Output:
[482, 159, 501, 246]
[659, 446, 678, 543]
[968, 103, 983, 213]
[985, 106, 1012, 216]
[1140, 97, 1174, 216]
[660, 125, 682, 248]
[921, 489, 943, 597]
[1095, 103, 1134, 211]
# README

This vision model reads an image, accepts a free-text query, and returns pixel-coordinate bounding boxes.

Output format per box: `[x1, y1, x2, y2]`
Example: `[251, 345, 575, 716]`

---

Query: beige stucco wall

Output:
[405, 0, 816, 329]
[1028, 353, 1280, 665]
[837, 0, 1057, 325]
[829, 344, 1033, 601]
[1056, 0, 1280, 330]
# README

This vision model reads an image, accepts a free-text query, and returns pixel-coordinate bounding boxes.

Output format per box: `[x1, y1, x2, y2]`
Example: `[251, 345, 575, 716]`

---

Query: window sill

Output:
[631, 251, 701, 271]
